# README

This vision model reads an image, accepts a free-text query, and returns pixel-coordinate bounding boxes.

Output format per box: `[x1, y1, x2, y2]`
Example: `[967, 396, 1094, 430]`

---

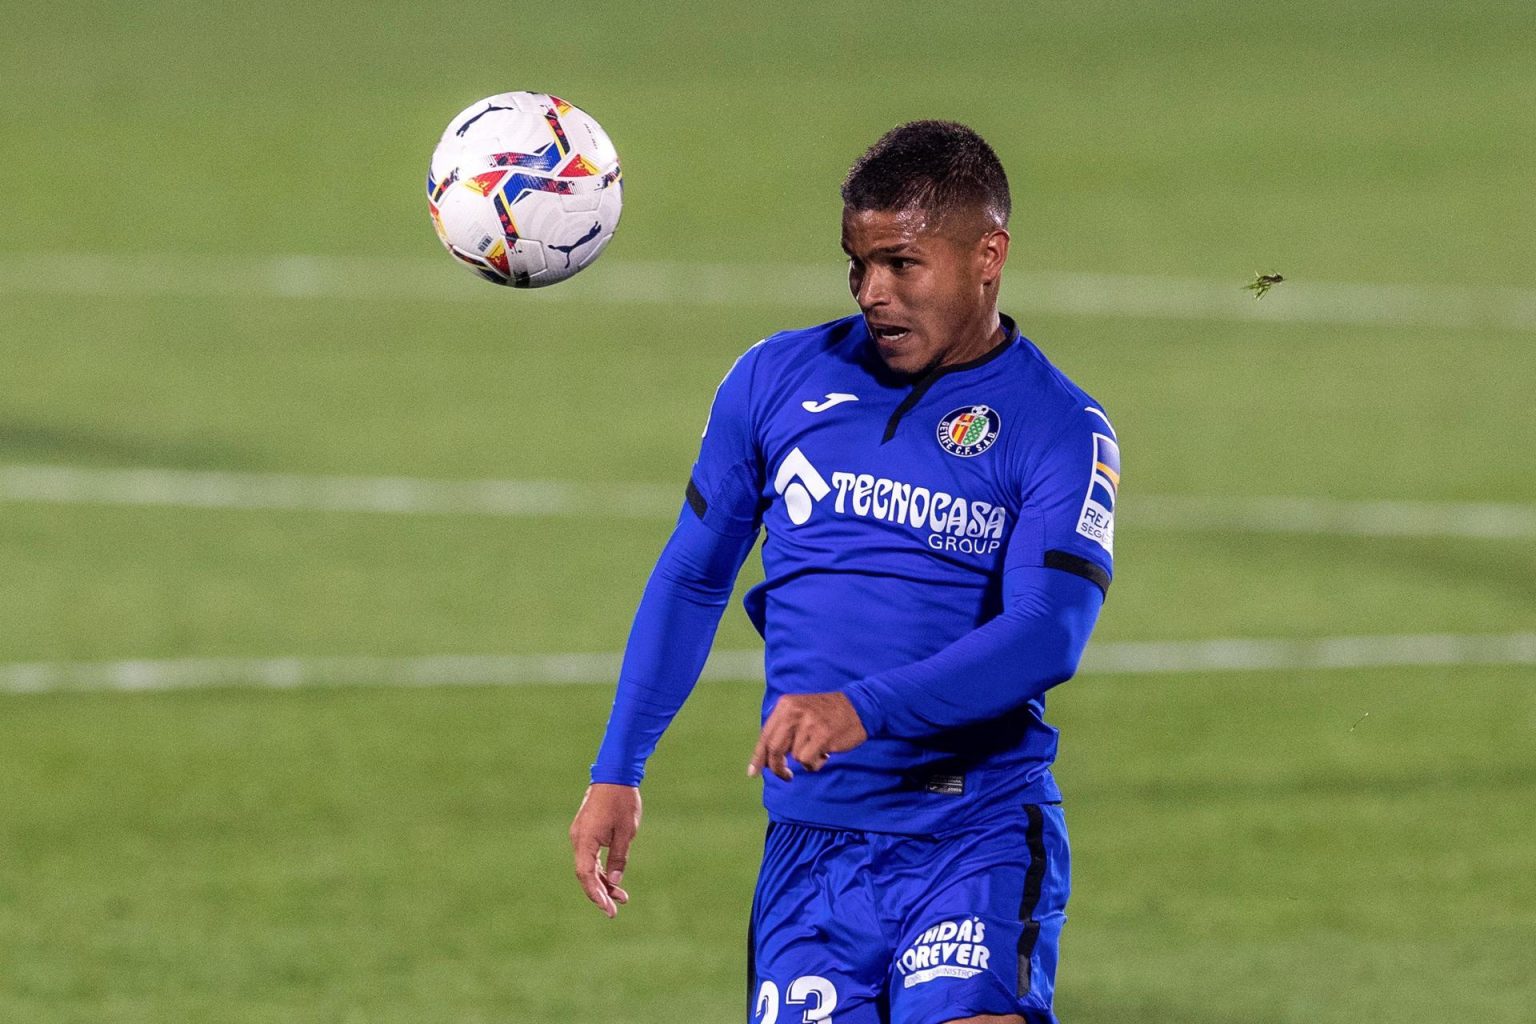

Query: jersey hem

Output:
[763, 777, 1063, 838]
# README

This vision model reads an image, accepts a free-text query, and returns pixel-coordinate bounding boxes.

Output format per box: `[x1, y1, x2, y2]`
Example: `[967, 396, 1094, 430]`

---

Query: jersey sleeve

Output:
[838, 405, 1119, 741]
[589, 509, 757, 785]
[840, 563, 1103, 740]
[1011, 405, 1119, 595]
[685, 340, 767, 538]
[589, 343, 766, 786]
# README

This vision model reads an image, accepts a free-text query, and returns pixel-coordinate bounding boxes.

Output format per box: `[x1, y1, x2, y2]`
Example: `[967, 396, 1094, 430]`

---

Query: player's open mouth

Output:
[869, 322, 911, 344]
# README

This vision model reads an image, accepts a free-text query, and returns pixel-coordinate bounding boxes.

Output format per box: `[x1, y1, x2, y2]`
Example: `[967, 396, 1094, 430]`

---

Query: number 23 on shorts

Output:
[755, 975, 838, 1023]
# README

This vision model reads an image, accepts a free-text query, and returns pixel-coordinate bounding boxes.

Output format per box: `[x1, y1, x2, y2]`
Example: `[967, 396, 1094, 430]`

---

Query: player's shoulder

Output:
[715, 314, 866, 404]
[1001, 330, 1116, 440]
[752, 314, 865, 367]
[706, 315, 864, 427]
[997, 331, 1121, 564]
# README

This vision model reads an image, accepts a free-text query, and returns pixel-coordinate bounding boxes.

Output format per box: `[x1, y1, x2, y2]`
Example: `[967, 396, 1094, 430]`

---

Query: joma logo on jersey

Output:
[774, 447, 1007, 555]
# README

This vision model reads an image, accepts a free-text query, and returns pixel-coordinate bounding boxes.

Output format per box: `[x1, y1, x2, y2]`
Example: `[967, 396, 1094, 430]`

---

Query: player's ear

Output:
[978, 227, 1009, 285]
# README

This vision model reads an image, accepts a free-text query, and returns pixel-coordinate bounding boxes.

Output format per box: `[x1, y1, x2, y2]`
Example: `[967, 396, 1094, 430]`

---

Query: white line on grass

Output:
[2, 633, 1532, 695]
[3, 253, 1534, 332]
[2, 463, 1532, 539]
[0, 464, 677, 518]
[1129, 494, 1536, 541]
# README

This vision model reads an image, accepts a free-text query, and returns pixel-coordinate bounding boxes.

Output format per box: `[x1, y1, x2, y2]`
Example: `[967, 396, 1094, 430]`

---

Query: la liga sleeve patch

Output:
[1075, 432, 1119, 554]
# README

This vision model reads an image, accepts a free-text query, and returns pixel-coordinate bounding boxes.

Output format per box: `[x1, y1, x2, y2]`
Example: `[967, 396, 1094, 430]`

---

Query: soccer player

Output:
[570, 120, 1119, 1024]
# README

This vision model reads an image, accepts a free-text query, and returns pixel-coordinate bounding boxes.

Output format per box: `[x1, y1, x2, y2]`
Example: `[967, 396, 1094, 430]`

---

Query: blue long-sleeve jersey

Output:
[592, 314, 1119, 836]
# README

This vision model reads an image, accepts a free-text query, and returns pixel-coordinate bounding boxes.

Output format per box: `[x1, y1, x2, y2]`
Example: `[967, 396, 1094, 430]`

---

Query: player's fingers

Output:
[769, 733, 794, 781]
[747, 730, 770, 778]
[796, 743, 830, 772]
[753, 714, 792, 781]
[746, 701, 798, 782]
[606, 833, 633, 887]
[749, 702, 790, 778]
[569, 829, 598, 885]
[580, 860, 617, 917]
[591, 870, 618, 917]
[571, 834, 617, 918]
[791, 724, 831, 772]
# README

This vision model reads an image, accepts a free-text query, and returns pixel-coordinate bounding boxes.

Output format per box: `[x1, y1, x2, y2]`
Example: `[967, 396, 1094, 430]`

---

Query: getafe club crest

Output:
[937, 405, 1000, 458]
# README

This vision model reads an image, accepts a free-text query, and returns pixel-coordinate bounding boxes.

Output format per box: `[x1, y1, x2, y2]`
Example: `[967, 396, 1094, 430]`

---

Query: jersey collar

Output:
[879, 314, 1018, 443]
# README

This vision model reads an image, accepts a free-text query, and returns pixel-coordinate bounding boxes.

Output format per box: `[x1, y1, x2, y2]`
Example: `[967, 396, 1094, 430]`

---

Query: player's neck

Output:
[935, 309, 1005, 370]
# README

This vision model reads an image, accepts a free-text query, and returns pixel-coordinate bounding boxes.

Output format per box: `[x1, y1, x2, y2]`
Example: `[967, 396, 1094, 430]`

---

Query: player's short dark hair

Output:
[841, 120, 1011, 226]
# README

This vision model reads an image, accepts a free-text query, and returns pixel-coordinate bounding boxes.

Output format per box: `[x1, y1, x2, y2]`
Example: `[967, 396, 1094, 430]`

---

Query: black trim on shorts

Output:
[745, 906, 757, 1019]
[1044, 549, 1111, 596]
[1017, 803, 1048, 998]
[746, 822, 776, 1018]
[686, 476, 709, 519]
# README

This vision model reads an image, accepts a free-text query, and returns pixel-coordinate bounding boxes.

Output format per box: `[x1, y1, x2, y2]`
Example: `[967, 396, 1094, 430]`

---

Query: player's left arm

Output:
[748, 409, 1117, 776]
[843, 409, 1118, 740]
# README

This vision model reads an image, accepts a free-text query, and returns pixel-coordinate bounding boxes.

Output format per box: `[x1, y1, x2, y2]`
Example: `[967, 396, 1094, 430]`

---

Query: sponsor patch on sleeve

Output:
[1076, 433, 1119, 553]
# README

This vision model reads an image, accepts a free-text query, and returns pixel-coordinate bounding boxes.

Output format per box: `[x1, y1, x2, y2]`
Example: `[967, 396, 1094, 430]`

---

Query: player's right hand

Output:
[569, 783, 642, 919]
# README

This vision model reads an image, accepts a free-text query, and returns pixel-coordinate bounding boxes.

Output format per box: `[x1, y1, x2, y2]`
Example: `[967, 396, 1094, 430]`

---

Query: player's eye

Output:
[889, 258, 915, 271]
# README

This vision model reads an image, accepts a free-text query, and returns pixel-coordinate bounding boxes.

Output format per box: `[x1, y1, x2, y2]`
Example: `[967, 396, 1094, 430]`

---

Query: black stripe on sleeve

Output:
[1043, 549, 1111, 596]
[685, 476, 709, 519]
[1016, 803, 1048, 997]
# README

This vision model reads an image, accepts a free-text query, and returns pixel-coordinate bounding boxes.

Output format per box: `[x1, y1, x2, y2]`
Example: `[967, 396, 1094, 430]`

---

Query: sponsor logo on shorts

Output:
[937, 405, 1001, 458]
[897, 917, 991, 988]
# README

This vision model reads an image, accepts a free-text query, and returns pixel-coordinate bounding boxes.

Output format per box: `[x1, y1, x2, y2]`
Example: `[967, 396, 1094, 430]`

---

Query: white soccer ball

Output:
[427, 92, 623, 287]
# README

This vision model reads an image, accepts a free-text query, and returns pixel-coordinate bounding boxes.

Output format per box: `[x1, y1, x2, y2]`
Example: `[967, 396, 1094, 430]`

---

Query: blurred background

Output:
[2, 1, 1533, 1020]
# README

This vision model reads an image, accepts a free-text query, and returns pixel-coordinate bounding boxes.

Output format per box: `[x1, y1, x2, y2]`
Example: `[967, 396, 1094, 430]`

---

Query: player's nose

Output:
[855, 267, 891, 310]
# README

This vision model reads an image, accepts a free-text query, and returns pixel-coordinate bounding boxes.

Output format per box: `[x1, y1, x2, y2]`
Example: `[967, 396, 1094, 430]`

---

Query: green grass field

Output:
[3, 1, 1534, 1021]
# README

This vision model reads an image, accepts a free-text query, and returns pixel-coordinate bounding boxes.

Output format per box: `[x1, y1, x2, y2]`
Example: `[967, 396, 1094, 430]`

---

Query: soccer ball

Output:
[427, 92, 622, 287]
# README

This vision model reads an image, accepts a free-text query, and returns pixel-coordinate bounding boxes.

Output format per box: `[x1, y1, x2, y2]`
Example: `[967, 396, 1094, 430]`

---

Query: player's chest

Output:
[757, 381, 1018, 552]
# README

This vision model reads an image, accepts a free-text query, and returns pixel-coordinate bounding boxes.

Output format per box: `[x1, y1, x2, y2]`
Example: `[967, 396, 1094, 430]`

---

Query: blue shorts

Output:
[748, 804, 1069, 1024]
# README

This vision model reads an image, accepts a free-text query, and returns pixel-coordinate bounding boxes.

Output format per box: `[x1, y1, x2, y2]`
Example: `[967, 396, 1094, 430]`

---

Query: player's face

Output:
[841, 205, 1009, 375]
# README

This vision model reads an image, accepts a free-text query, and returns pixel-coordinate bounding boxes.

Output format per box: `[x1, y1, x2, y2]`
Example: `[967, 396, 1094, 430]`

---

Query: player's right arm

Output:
[569, 341, 766, 917]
